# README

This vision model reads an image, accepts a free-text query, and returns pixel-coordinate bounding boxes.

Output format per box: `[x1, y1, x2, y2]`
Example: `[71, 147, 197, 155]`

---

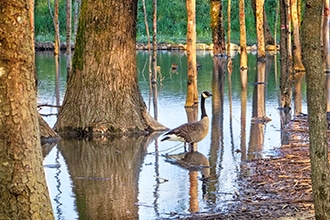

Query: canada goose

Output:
[161, 91, 212, 148]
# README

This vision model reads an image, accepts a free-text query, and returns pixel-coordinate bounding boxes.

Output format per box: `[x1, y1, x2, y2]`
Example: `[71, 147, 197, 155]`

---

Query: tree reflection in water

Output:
[38, 51, 303, 219]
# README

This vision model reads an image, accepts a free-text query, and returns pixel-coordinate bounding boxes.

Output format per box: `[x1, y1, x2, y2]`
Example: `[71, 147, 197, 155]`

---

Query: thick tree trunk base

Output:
[55, 112, 167, 139]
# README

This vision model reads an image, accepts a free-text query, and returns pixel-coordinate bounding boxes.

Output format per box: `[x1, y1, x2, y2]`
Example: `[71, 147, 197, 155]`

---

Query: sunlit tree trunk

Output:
[291, 0, 304, 71]
[55, 0, 165, 136]
[186, 0, 198, 106]
[323, 0, 330, 111]
[279, 0, 293, 124]
[251, 0, 275, 45]
[210, 0, 226, 55]
[256, 0, 266, 59]
[54, 0, 60, 57]
[0, 1, 53, 218]
[239, 0, 248, 64]
[301, 1, 330, 219]
[239, 0, 248, 90]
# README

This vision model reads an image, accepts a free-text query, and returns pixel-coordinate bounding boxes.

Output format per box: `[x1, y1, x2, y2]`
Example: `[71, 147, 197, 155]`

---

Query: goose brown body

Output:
[161, 91, 212, 145]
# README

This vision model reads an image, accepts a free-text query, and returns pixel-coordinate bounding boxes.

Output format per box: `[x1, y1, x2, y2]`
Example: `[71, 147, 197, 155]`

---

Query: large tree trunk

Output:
[302, 1, 330, 219]
[55, 0, 165, 137]
[0, 1, 53, 218]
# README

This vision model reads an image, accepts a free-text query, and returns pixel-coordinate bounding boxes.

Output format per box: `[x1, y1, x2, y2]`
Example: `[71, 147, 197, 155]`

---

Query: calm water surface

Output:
[36, 50, 307, 219]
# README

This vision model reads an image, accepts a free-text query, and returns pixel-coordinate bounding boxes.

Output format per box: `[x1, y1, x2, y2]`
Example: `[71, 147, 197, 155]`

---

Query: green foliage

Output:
[35, 0, 280, 44]
[35, 0, 68, 41]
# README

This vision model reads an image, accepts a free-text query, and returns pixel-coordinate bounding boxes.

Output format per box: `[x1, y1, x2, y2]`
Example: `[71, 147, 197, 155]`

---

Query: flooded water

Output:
[36, 50, 307, 219]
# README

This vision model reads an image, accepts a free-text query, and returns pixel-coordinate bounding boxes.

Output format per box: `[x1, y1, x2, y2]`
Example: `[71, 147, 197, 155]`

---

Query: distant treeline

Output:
[35, 0, 279, 44]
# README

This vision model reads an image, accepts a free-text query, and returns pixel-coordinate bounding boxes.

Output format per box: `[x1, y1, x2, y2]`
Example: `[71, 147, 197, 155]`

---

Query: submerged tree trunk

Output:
[152, 0, 158, 118]
[55, 0, 165, 137]
[279, 0, 293, 124]
[301, 1, 330, 219]
[186, 0, 198, 106]
[0, 1, 53, 218]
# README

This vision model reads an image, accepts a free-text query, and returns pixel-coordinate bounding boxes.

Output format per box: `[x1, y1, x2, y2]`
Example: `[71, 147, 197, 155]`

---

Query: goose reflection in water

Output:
[164, 150, 210, 212]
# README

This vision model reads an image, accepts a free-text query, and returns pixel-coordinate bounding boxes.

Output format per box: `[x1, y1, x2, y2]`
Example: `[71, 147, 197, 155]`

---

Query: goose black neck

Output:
[200, 95, 207, 119]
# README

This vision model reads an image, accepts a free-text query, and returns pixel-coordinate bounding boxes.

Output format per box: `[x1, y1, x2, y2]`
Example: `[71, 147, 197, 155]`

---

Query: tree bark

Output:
[301, 1, 330, 219]
[251, 0, 275, 45]
[66, 0, 72, 78]
[279, 0, 293, 124]
[0, 1, 53, 218]
[323, 0, 330, 111]
[210, 0, 226, 56]
[186, 0, 198, 107]
[55, 0, 165, 137]
[256, 0, 266, 59]
[239, 0, 248, 71]
[291, 0, 304, 71]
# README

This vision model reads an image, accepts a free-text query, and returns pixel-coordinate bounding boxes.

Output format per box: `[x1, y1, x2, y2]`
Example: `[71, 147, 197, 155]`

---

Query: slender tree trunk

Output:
[239, 0, 248, 70]
[302, 1, 330, 219]
[152, 0, 158, 119]
[0, 1, 53, 218]
[291, 0, 304, 71]
[256, 0, 266, 59]
[210, 0, 226, 56]
[323, 0, 330, 111]
[251, 0, 275, 45]
[66, 0, 72, 78]
[55, 0, 165, 136]
[227, 0, 231, 55]
[54, 0, 60, 57]
[279, 0, 293, 124]
[74, 0, 81, 39]
[186, 0, 198, 107]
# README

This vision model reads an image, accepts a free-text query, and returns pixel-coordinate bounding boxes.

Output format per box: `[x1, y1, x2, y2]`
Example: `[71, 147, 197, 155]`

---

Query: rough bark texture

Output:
[210, 0, 226, 56]
[301, 1, 330, 219]
[186, 0, 198, 107]
[0, 1, 53, 219]
[256, 0, 266, 59]
[55, 0, 165, 137]
[251, 0, 275, 45]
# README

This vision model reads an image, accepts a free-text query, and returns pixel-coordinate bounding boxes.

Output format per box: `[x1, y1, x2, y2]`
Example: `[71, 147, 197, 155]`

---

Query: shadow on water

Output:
[38, 50, 307, 219]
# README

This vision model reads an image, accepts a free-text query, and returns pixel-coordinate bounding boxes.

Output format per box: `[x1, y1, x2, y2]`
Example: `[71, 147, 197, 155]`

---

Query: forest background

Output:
[35, 0, 278, 44]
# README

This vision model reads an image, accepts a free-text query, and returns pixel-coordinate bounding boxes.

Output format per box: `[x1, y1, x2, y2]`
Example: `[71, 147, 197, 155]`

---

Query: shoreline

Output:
[35, 41, 279, 52]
